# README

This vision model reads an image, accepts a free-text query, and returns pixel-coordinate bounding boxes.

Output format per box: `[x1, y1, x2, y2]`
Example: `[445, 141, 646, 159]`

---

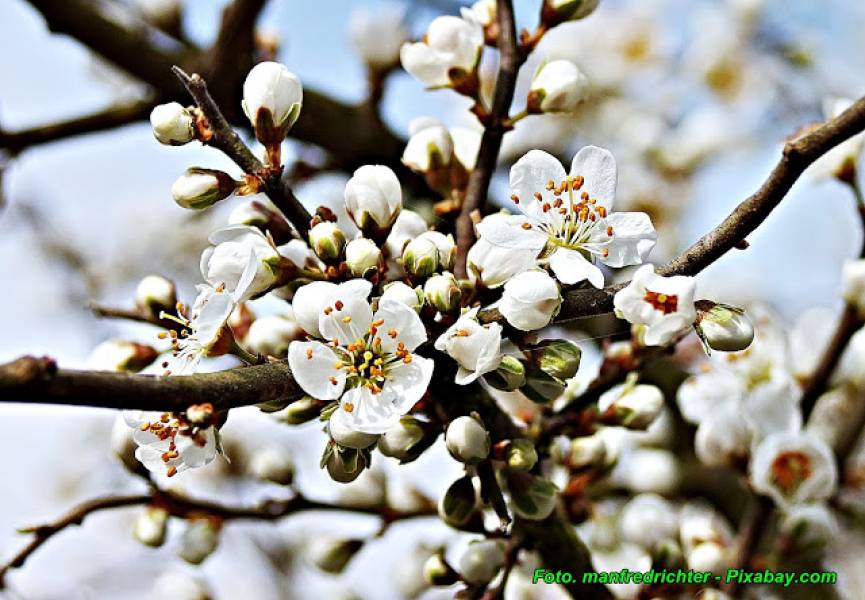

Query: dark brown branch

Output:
[480, 94, 865, 325]
[89, 302, 181, 332]
[171, 67, 312, 237]
[0, 356, 302, 412]
[723, 495, 774, 596]
[454, 0, 522, 279]
[0, 486, 435, 587]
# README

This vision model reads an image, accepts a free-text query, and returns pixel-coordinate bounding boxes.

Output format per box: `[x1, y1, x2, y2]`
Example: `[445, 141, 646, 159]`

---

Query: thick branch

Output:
[454, 0, 521, 279]
[0, 356, 302, 412]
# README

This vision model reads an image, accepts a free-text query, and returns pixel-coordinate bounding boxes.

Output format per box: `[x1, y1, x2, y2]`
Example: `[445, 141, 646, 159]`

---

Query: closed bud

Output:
[344, 165, 403, 240]
[178, 518, 221, 565]
[438, 475, 478, 527]
[171, 168, 236, 210]
[521, 362, 566, 404]
[458, 539, 506, 585]
[526, 339, 582, 381]
[424, 272, 461, 313]
[445, 415, 490, 464]
[499, 269, 561, 331]
[402, 231, 455, 278]
[402, 118, 453, 174]
[349, 8, 408, 69]
[88, 339, 158, 372]
[694, 301, 754, 353]
[277, 396, 321, 424]
[133, 506, 169, 547]
[599, 376, 664, 430]
[484, 355, 526, 391]
[380, 281, 424, 312]
[309, 537, 364, 574]
[328, 409, 379, 449]
[378, 416, 426, 461]
[686, 542, 730, 575]
[150, 102, 194, 145]
[345, 238, 382, 278]
[242, 62, 303, 145]
[423, 550, 459, 586]
[556, 432, 606, 468]
[505, 439, 538, 471]
[780, 503, 837, 549]
[527, 60, 589, 114]
[309, 221, 346, 263]
[507, 471, 559, 520]
[245, 315, 304, 357]
[541, 0, 601, 28]
[654, 538, 685, 571]
[324, 444, 368, 483]
[135, 274, 177, 318]
[249, 446, 294, 485]
[843, 259, 865, 314]
[151, 570, 210, 600]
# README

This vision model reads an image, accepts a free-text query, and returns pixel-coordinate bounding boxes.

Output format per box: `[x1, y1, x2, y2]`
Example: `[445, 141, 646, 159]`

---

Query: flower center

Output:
[138, 412, 210, 477]
[643, 290, 678, 315]
[770, 451, 813, 495]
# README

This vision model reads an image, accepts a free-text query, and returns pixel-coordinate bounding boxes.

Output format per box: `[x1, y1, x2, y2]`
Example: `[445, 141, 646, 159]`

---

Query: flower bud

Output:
[88, 339, 158, 372]
[349, 8, 408, 69]
[402, 118, 453, 174]
[458, 539, 506, 585]
[133, 506, 169, 547]
[780, 503, 838, 549]
[541, 0, 601, 28]
[178, 518, 220, 565]
[842, 258, 865, 315]
[506, 471, 559, 520]
[499, 269, 561, 331]
[424, 272, 461, 313]
[521, 362, 566, 404]
[378, 416, 426, 461]
[619, 493, 678, 550]
[483, 355, 526, 391]
[276, 397, 321, 424]
[344, 165, 403, 240]
[242, 62, 303, 145]
[400, 14, 484, 92]
[402, 231, 455, 278]
[229, 199, 293, 243]
[504, 439, 538, 471]
[557, 432, 606, 468]
[345, 238, 382, 278]
[525, 339, 582, 381]
[325, 444, 368, 483]
[135, 274, 177, 318]
[151, 570, 209, 600]
[695, 301, 755, 353]
[150, 102, 194, 145]
[249, 446, 294, 485]
[245, 315, 303, 357]
[171, 168, 236, 210]
[686, 542, 730, 575]
[445, 415, 490, 464]
[527, 60, 589, 114]
[328, 410, 379, 449]
[308, 221, 346, 263]
[384, 210, 428, 258]
[380, 281, 424, 312]
[423, 550, 459, 586]
[467, 224, 536, 289]
[309, 537, 364, 574]
[599, 377, 664, 430]
[438, 475, 478, 527]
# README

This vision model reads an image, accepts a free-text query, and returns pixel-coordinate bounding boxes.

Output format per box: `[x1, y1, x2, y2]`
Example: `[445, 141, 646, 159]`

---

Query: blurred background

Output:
[1, 0, 865, 598]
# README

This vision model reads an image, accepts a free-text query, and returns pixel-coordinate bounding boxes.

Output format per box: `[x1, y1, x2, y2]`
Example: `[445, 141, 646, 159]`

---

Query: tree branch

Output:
[454, 0, 521, 279]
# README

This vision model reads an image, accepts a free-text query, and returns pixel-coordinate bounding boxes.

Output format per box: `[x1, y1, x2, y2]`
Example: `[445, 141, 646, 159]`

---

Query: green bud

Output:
[438, 475, 478, 527]
[695, 300, 755, 353]
[276, 396, 321, 424]
[133, 506, 169, 547]
[171, 167, 236, 210]
[521, 363, 566, 404]
[526, 339, 582, 380]
[322, 443, 369, 483]
[484, 355, 526, 391]
[178, 518, 221, 565]
[506, 471, 559, 521]
[424, 272, 461, 313]
[345, 237, 382, 278]
[505, 439, 538, 471]
[423, 549, 459, 586]
[378, 416, 427, 462]
[310, 538, 364, 574]
[308, 221, 346, 263]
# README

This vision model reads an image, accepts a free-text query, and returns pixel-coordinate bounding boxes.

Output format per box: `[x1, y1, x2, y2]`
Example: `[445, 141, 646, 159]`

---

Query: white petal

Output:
[374, 299, 428, 353]
[510, 149, 567, 218]
[476, 214, 547, 251]
[400, 42, 449, 87]
[293, 281, 337, 337]
[549, 248, 605, 287]
[644, 315, 691, 346]
[384, 356, 435, 415]
[319, 295, 373, 347]
[287, 341, 346, 399]
[601, 212, 657, 268]
[569, 145, 617, 210]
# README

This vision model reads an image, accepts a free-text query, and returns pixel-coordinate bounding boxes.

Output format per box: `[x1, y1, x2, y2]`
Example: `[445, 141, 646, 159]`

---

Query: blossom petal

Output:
[373, 299, 427, 353]
[293, 281, 338, 337]
[319, 295, 373, 347]
[600, 212, 657, 268]
[475, 213, 547, 252]
[384, 355, 435, 415]
[569, 145, 617, 210]
[549, 248, 605, 287]
[510, 149, 567, 218]
[287, 341, 346, 399]
[644, 315, 692, 346]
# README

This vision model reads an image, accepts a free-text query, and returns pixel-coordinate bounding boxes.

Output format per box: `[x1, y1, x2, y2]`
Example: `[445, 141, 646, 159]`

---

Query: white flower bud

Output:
[559, 432, 606, 468]
[133, 506, 169, 547]
[380, 281, 424, 312]
[499, 270, 561, 331]
[458, 539, 506, 585]
[249, 446, 294, 485]
[445, 415, 490, 464]
[325, 445, 368, 483]
[245, 315, 303, 357]
[150, 102, 194, 145]
[842, 258, 865, 314]
[542, 0, 601, 27]
[200, 225, 284, 300]
[507, 471, 559, 520]
[679, 502, 734, 553]
[402, 231, 456, 278]
[424, 272, 462, 313]
[779, 503, 838, 548]
[135, 274, 177, 318]
[620, 494, 678, 549]
[328, 409, 379, 449]
[598, 378, 664, 430]
[695, 302, 755, 353]
[349, 8, 408, 69]
[402, 118, 453, 173]
[171, 168, 236, 210]
[686, 542, 730, 575]
[309, 537, 364, 574]
[151, 571, 210, 600]
[423, 551, 459, 586]
[505, 439, 538, 471]
[344, 165, 403, 239]
[242, 62, 303, 144]
[88, 339, 157, 372]
[308, 221, 347, 263]
[438, 475, 479, 527]
[378, 416, 426, 461]
[178, 519, 220, 565]
[695, 408, 751, 468]
[276, 397, 321, 425]
[400, 14, 484, 90]
[345, 238, 382, 278]
[470, 0, 496, 27]
[384, 210, 428, 258]
[528, 60, 589, 114]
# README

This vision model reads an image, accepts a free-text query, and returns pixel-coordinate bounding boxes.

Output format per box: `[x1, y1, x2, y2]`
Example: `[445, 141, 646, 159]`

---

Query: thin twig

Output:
[723, 495, 774, 596]
[454, 0, 522, 279]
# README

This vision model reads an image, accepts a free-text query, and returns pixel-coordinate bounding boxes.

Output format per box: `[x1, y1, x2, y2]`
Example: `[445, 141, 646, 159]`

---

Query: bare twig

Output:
[454, 0, 522, 279]
[89, 302, 181, 332]
[723, 495, 774, 596]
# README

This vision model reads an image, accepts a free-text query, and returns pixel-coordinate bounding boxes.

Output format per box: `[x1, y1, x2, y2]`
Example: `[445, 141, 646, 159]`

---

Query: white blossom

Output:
[528, 60, 589, 114]
[402, 117, 453, 173]
[328, 407, 380, 449]
[619, 493, 679, 549]
[242, 62, 303, 142]
[292, 279, 373, 338]
[88, 339, 156, 372]
[435, 307, 503, 384]
[498, 269, 561, 331]
[598, 379, 664, 429]
[477, 147, 656, 287]
[349, 8, 408, 69]
[458, 539, 506, 585]
[780, 503, 838, 547]
[135, 274, 177, 316]
[750, 431, 838, 508]
[200, 225, 283, 300]
[124, 409, 219, 477]
[694, 406, 751, 467]
[467, 214, 537, 288]
[149, 102, 194, 145]
[400, 12, 484, 89]
[613, 264, 696, 345]
[384, 210, 428, 259]
[249, 446, 295, 485]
